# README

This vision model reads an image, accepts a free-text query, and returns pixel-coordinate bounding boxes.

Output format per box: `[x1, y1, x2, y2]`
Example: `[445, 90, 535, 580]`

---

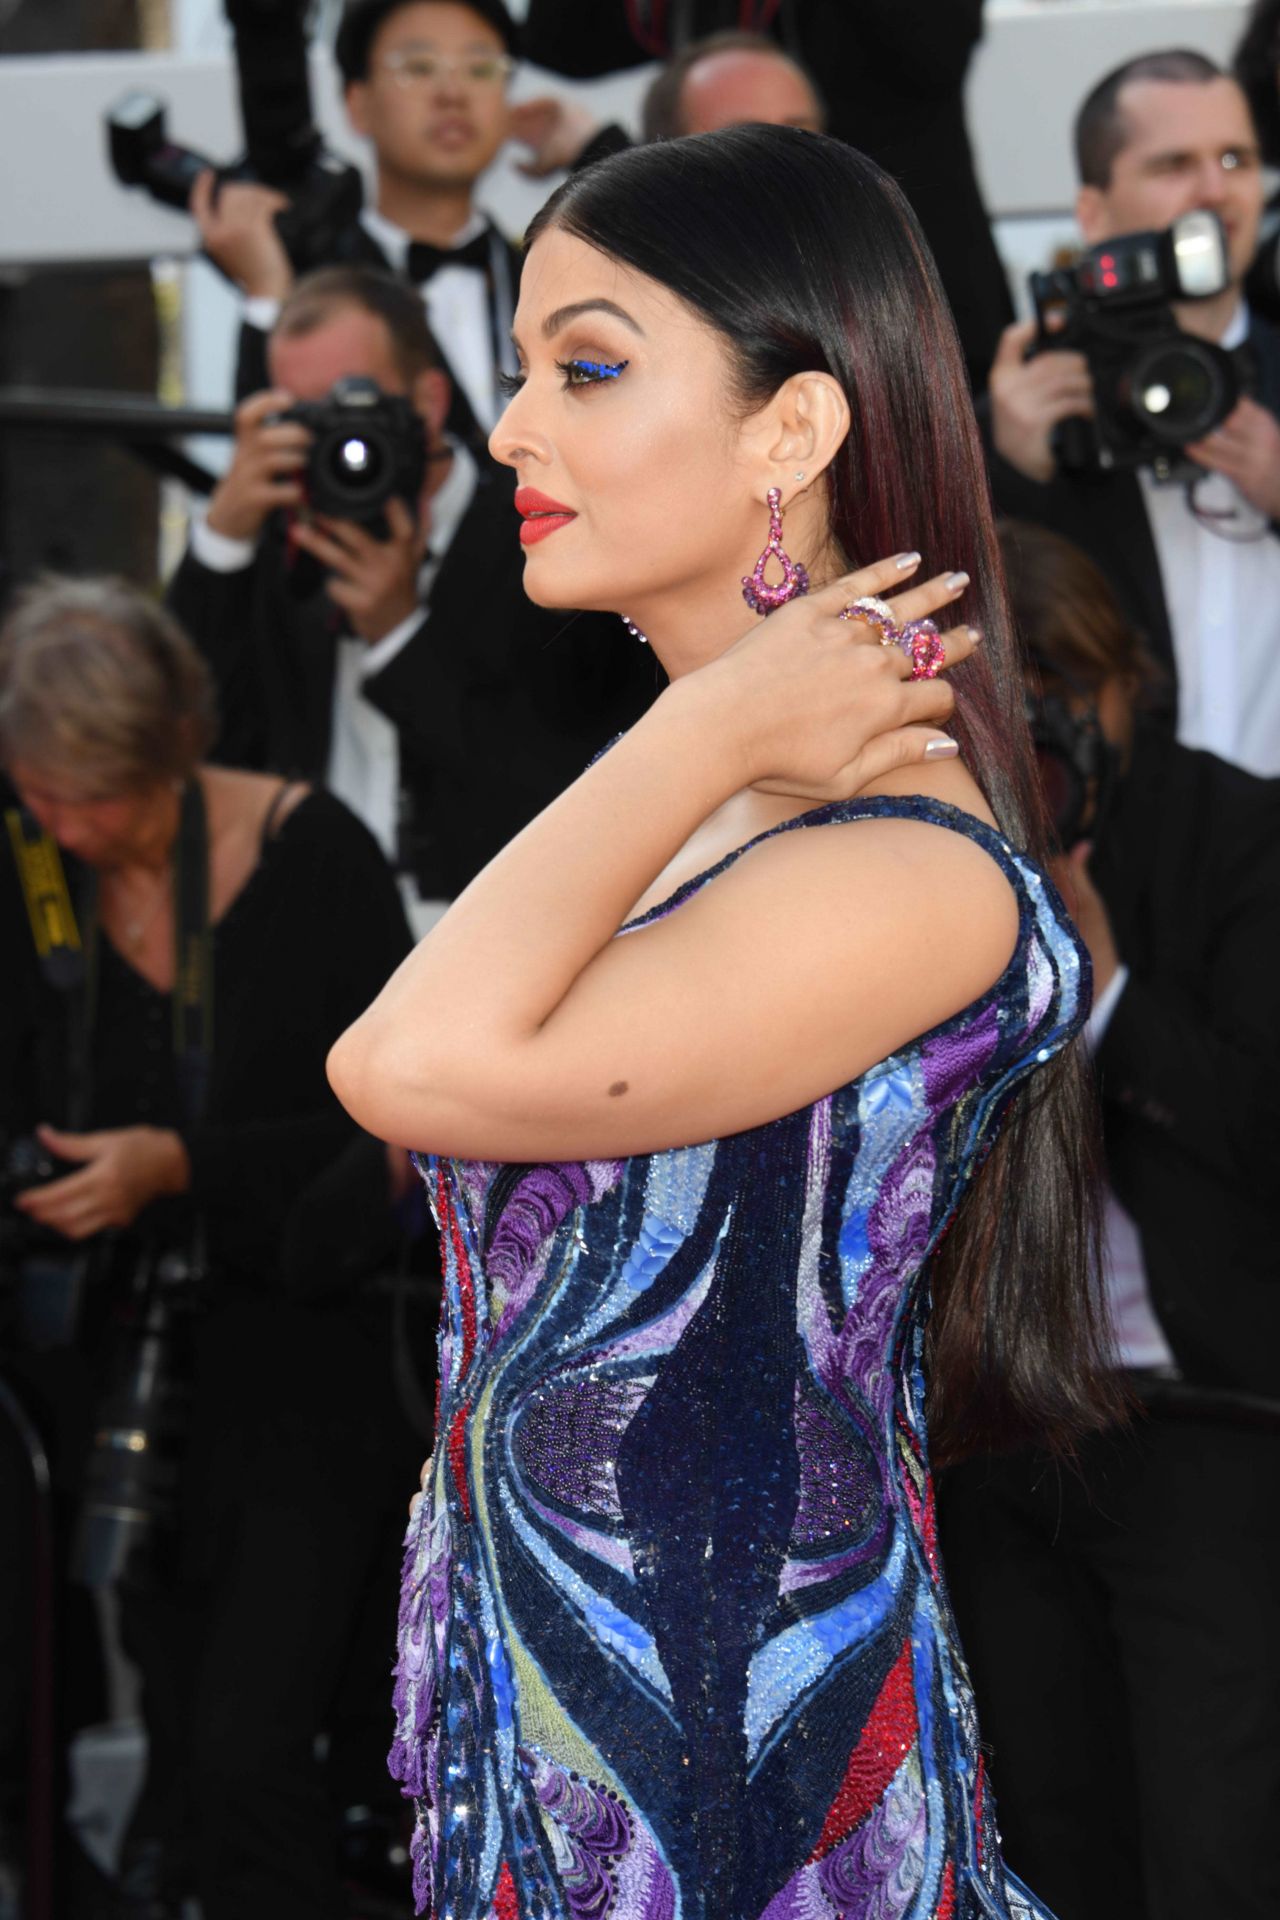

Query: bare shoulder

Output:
[714, 796, 1020, 969]
[632, 788, 1025, 1079]
[201, 765, 312, 835]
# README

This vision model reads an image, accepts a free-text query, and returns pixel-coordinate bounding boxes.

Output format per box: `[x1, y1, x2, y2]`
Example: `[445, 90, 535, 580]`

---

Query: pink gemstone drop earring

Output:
[741, 486, 810, 616]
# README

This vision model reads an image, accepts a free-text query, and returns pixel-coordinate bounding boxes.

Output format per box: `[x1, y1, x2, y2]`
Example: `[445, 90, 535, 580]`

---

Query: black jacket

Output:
[521, 0, 1012, 390]
[165, 470, 656, 899]
[1090, 724, 1280, 1394]
[984, 309, 1280, 732]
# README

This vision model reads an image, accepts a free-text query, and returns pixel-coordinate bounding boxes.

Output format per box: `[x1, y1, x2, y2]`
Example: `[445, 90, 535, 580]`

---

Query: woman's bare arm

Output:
[327, 563, 1001, 1158]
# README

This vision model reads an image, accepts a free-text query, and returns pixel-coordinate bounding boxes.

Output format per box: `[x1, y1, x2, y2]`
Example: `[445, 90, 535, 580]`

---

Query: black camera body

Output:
[105, 0, 364, 278]
[283, 377, 428, 532]
[1029, 210, 1255, 476]
[0, 1132, 75, 1265]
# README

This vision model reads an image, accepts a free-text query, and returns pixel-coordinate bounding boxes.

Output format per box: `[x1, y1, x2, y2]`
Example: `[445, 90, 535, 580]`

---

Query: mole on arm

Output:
[607, 1081, 630, 1098]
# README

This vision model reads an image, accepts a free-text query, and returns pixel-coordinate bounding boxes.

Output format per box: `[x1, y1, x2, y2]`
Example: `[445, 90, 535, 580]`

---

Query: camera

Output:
[282, 377, 428, 531]
[105, 1, 364, 278]
[73, 1242, 203, 1589]
[1029, 210, 1255, 476]
[0, 1132, 74, 1264]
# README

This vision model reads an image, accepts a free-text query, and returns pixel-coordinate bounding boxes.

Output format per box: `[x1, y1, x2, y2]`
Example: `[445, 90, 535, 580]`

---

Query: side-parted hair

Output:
[527, 127, 1125, 1463]
[1234, 0, 1280, 165]
[641, 29, 825, 143]
[275, 266, 443, 387]
[0, 576, 216, 795]
[334, 0, 519, 85]
[1075, 48, 1227, 188]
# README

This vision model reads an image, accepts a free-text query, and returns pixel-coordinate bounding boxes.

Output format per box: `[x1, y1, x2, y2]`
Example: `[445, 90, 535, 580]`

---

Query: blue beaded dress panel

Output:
[391, 795, 1086, 1920]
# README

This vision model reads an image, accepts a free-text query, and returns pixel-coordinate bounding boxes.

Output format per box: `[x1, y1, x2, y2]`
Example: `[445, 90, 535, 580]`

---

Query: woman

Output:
[330, 129, 1119, 1920]
[0, 578, 421, 1919]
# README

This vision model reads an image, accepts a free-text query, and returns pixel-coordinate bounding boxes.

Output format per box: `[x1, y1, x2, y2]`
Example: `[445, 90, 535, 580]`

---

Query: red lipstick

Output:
[515, 486, 577, 546]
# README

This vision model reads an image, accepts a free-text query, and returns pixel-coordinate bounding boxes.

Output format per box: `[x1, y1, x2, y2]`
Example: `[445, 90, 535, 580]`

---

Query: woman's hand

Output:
[13, 1124, 191, 1241]
[703, 554, 979, 800]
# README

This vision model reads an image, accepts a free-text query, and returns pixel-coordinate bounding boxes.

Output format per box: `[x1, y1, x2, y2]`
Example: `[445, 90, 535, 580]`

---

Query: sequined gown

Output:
[391, 795, 1087, 1920]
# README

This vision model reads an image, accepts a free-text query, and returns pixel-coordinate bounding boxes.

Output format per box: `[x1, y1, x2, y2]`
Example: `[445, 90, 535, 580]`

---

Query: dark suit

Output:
[522, 0, 1013, 390]
[983, 310, 1280, 732]
[938, 726, 1280, 1920]
[166, 470, 657, 899]
[234, 217, 521, 460]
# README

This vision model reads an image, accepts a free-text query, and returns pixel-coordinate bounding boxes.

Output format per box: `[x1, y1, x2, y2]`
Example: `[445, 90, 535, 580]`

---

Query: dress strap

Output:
[620, 793, 1028, 933]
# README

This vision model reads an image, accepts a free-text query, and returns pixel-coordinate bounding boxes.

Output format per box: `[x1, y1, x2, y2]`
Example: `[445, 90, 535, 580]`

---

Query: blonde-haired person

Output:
[0, 576, 421, 1919]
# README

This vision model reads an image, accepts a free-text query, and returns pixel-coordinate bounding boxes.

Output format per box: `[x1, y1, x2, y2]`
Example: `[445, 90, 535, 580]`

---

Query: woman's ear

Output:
[744, 370, 851, 499]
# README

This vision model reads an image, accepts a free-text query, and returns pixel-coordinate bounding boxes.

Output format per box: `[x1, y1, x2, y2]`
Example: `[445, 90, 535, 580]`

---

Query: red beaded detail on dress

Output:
[448, 1402, 472, 1521]
[809, 1640, 918, 1859]
[489, 1862, 519, 1920]
[935, 1861, 957, 1918]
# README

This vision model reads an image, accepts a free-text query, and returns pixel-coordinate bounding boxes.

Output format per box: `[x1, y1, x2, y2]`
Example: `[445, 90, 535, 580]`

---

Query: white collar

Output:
[1220, 299, 1250, 350]
[359, 204, 490, 274]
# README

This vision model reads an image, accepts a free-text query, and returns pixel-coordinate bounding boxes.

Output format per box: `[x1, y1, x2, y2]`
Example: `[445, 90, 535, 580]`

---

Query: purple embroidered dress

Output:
[391, 795, 1086, 1920]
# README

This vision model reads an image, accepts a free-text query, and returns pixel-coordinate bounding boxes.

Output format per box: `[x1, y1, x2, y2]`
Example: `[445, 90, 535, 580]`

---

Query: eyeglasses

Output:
[380, 50, 515, 89]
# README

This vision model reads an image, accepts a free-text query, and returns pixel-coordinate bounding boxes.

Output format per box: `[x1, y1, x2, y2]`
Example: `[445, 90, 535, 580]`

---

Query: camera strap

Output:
[5, 807, 84, 988]
[5, 806, 91, 1127]
[6, 782, 213, 1133]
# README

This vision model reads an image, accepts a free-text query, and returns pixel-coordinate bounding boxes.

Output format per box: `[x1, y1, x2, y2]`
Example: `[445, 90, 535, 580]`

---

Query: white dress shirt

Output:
[1138, 304, 1280, 778]
[189, 438, 478, 940]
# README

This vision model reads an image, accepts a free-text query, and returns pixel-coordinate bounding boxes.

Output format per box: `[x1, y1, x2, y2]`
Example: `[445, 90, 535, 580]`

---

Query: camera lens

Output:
[1125, 340, 1228, 444]
[319, 427, 387, 503]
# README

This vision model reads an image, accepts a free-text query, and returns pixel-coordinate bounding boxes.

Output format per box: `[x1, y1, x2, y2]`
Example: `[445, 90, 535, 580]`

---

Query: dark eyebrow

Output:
[540, 299, 645, 341]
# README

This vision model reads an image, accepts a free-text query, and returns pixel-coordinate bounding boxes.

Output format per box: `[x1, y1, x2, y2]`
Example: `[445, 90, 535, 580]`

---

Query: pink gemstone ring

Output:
[904, 620, 946, 680]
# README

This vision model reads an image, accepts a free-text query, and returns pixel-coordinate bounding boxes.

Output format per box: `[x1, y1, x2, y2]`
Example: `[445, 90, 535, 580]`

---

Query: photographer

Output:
[166, 265, 652, 931]
[0, 579, 425, 1919]
[938, 521, 1280, 1920]
[985, 49, 1280, 777]
[199, 0, 522, 453]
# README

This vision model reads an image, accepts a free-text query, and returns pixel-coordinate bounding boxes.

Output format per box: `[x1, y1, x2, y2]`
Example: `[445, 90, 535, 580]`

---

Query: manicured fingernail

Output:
[967, 626, 983, 643]
[944, 571, 970, 592]
[895, 551, 922, 570]
[924, 737, 959, 760]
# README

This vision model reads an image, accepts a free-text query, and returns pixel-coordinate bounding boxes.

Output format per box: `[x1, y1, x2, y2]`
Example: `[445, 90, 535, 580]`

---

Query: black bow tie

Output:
[406, 229, 493, 284]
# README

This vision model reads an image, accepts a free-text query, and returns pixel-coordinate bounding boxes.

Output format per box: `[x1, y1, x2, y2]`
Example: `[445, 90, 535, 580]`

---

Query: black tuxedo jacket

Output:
[166, 471, 657, 898]
[522, 0, 1012, 390]
[1090, 724, 1280, 1394]
[234, 218, 522, 460]
[984, 310, 1280, 731]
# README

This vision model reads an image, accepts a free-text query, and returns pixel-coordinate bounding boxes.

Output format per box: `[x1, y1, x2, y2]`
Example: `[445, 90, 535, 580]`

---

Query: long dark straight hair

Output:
[528, 125, 1125, 1462]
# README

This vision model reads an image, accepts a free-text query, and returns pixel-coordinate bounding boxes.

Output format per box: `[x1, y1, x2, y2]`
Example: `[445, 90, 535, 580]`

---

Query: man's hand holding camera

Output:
[191, 168, 293, 303]
[290, 496, 428, 643]
[206, 386, 430, 644]
[990, 319, 1094, 485]
[207, 389, 310, 543]
[1186, 398, 1280, 521]
[15, 1123, 190, 1242]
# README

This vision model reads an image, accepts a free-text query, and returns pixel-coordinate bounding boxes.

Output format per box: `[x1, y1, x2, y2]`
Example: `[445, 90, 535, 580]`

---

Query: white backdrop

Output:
[0, 0, 1255, 426]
